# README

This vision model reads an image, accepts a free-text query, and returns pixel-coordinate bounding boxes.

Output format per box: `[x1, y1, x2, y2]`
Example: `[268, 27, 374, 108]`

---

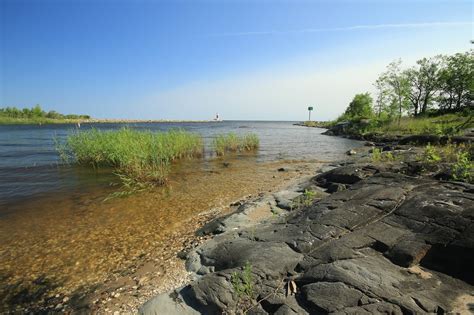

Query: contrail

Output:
[208, 21, 473, 37]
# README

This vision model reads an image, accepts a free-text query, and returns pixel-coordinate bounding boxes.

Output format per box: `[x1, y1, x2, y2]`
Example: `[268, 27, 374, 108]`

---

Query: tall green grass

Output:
[212, 132, 260, 156]
[373, 113, 470, 135]
[59, 128, 203, 186]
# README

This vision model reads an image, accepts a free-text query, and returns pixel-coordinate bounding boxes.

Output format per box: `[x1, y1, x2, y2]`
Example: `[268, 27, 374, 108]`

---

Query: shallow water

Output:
[0, 121, 361, 310]
[0, 121, 359, 207]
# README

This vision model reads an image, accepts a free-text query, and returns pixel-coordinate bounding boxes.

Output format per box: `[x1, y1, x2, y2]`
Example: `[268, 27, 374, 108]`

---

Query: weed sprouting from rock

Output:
[231, 262, 254, 298]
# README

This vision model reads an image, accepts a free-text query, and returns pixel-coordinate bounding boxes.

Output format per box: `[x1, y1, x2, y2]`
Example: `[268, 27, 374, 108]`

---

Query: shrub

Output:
[420, 143, 473, 183]
[423, 143, 442, 163]
[452, 151, 473, 183]
[371, 148, 382, 162]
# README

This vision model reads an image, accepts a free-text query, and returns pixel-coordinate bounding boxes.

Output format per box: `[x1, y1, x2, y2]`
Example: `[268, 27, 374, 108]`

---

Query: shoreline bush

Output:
[0, 105, 90, 124]
[420, 143, 473, 183]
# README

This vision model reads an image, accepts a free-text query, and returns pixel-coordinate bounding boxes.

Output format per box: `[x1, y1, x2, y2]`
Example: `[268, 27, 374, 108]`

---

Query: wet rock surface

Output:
[141, 161, 474, 314]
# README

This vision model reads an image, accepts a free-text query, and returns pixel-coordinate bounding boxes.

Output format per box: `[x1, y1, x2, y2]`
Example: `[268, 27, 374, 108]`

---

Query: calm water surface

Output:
[0, 121, 359, 209]
[0, 121, 362, 310]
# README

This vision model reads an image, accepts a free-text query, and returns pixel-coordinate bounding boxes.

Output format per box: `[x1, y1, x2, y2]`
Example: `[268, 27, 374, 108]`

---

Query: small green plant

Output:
[418, 143, 473, 183]
[300, 189, 317, 208]
[384, 151, 395, 161]
[451, 151, 473, 183]
[371, 148, 382, 162]
[371, 147, 399, 163]
[231, 261, 254, 299]
[302, 189, 316, 206]
[291, 189, 321, 210]
[423, 143, 442, 163]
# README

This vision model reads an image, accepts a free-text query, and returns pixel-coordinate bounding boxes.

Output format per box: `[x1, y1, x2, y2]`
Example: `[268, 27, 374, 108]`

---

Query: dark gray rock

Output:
[188, 273, 236, 313]
[139, 287, 201, 315]
[302, 282, 364, 312]
[313, 164, 381, 187]
[326, 183, 346, 193]
[273, 190, 301, 210]
[142, 163, 474, 315]
[384, 238, 431, 267]
[332, 302, 404, 315]
[322, 121, 350, 136]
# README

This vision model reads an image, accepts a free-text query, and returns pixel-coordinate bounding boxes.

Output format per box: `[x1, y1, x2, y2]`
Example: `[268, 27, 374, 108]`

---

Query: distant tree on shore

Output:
[404, 56, 442, 116]
[438, 51, 473, 111]
[343, 93, 374, 119]
[373, 50, 473, 119]
[0, 105, 90, 120]
[376, 60, 411, 124]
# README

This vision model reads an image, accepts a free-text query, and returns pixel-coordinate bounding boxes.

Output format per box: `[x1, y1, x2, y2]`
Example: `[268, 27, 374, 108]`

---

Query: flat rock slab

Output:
[141, 168, 474, 315]
[273, 190, 302, 210]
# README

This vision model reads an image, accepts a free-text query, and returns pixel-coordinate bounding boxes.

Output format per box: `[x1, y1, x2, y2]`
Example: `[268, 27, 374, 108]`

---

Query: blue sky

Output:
[1, 0, 472, 120]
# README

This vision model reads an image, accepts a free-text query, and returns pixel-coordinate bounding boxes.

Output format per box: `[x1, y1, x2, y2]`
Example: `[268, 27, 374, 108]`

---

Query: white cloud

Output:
[209, 21, 473, 37]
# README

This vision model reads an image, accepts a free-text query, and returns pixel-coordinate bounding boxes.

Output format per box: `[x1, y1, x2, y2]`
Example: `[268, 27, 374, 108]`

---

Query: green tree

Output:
[31, 104, 45, 117]
[22, 108, 32, 118]
[344, 93, 374, 119]
[46, 110, 62, 119]
[377, 60, 410, 125]
[405, 56, 442, 115]
[438, 51, 474, 111]
[374, 76, 391, 118]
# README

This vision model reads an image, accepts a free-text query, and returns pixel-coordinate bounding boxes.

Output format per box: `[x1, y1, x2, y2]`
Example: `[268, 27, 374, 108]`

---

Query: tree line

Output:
[341, 50, 473, 122]
[0, 105, 90, 120]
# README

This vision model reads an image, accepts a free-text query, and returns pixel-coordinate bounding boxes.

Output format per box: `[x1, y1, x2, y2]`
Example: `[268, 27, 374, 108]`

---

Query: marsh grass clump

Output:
[212, 132, 260, 156]
[59, 128, 203, 188]
[241, 133, 260, 151]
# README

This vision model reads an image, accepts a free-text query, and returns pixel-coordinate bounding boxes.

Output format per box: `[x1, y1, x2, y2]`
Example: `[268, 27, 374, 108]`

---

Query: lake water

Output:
[0, 121, 362, 311]
[0, 121, 359, 209]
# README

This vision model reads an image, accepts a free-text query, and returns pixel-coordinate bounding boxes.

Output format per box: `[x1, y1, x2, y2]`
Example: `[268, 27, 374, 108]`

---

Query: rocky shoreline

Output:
[296, 120, 474, 145]
[139, 142, 474, 314]
[2, 159, 324, 314]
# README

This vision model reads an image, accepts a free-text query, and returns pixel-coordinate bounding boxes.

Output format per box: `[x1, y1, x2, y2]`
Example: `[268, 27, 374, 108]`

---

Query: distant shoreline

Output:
[0, 118, 221, 125]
